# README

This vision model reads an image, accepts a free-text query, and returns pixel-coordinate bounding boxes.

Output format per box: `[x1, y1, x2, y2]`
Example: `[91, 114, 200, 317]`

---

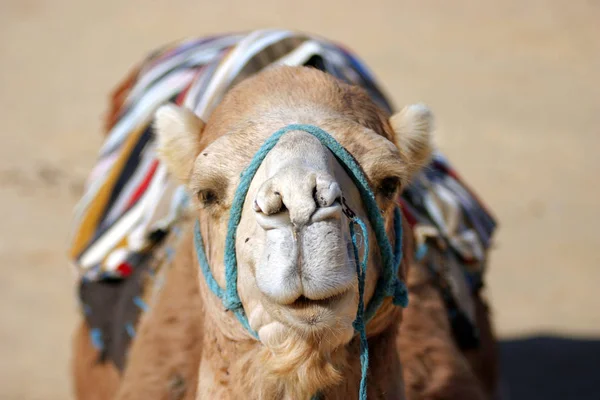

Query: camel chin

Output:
[257, 294, 356, 351]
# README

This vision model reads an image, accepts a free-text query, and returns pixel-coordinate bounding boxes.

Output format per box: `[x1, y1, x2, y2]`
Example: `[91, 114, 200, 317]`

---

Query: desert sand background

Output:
[1, 1, 599, 399]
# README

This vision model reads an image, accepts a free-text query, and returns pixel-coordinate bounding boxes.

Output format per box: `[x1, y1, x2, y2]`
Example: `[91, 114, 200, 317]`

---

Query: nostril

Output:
[253, 199, 262, 213]
[311, 202, 342, 222]
[315, 176, 342, 208]
[316, 191, 338, 208]
[273, 192, 287, 213]
[254, 198, 287, 215]
[312, 185, 321, 206]
[254, 183, 285, 215]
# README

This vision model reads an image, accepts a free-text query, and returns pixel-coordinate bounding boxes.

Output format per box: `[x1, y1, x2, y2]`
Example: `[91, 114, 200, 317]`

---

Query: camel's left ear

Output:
[389, 104, 434, 177]
[153, 104, 205, 184]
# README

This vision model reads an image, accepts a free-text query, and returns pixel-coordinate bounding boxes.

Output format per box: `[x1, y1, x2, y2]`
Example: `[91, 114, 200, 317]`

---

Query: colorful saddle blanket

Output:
[69, 30, 496, 369]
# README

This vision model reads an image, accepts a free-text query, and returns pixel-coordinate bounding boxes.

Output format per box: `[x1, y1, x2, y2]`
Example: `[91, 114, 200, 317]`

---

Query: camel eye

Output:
[191, 172, 228, 212]
[197, 189, 218, 207]
[377, 176, 401, 200]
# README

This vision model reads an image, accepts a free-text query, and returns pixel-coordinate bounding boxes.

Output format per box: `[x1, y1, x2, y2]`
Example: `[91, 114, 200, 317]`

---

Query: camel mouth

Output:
[287, 291, 350, 310]
[275, 289, 354, 331]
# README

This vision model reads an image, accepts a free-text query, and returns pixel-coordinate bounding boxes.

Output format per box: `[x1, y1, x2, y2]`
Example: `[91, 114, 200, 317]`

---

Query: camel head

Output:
[153, 66, 433, 354]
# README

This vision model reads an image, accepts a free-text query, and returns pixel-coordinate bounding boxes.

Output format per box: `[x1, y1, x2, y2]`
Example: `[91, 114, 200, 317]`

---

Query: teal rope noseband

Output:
[193, 124, 409, 399]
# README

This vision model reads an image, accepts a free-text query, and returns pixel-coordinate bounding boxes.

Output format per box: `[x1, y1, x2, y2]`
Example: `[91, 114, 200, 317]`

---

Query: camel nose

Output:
[253, 167, 342, 229]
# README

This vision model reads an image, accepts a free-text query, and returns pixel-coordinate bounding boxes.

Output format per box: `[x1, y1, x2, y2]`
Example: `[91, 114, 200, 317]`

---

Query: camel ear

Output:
[389, 104, 434, 177]
[153, 104, 205, 184]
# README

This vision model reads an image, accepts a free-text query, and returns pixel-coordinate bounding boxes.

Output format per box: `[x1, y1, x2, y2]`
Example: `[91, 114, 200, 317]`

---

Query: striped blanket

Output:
[69, 30, 496, 367]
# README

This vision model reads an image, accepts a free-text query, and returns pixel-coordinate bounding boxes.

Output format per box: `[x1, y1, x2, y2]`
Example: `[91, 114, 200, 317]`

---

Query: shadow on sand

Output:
[499, 335, 600, 400]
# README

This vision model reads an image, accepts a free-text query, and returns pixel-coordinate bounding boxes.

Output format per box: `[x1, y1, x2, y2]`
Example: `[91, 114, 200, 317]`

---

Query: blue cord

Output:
[350, 218, 370, 398]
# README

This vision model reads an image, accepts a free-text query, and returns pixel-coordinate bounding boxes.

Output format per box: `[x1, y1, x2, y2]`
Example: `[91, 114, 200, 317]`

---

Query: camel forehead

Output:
[226, 66, 345, 108]
[200, 66, 392, 150]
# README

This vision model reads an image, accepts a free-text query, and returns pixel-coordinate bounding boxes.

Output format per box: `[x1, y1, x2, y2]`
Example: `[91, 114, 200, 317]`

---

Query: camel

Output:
[72, 65, 497, 400]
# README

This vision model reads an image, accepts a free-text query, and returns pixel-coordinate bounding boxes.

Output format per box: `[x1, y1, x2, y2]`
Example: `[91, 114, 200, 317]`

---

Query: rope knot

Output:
[223, 298, 243, 312]
[352, 316, 365, 331]
[391, 279, 409, 307]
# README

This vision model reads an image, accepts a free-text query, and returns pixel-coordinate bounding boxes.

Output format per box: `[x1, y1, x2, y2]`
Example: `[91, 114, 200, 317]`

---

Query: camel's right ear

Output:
[153, 104, 205, 184]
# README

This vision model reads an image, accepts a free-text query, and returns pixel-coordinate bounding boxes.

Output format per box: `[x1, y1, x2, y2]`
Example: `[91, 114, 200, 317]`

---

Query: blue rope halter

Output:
[193, 124, 408, 399]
